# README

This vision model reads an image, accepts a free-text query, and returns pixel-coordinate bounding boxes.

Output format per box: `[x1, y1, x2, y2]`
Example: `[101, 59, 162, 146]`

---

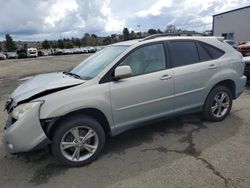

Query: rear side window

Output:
[201, 43, 225, 59]
[196, 42, 212, 62]
[170, 41, 199, 67]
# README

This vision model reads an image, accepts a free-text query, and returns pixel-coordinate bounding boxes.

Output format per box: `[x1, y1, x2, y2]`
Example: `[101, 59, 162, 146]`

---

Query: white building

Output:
[213, 6, 250, 43]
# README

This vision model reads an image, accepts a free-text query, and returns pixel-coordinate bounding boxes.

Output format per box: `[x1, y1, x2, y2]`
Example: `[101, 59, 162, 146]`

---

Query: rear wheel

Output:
[202, 86, 233, 121]
[51, 115, 105, 167]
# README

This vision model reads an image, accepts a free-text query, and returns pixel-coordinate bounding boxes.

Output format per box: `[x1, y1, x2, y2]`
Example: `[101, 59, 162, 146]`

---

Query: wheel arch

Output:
[42, 108, 112, 139]
[203, 79, 236, 110]
[210, 79, 236, 99]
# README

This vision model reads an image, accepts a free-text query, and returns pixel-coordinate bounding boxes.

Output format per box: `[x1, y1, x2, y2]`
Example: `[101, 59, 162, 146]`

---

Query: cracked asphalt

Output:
[0, 55, 250, 188]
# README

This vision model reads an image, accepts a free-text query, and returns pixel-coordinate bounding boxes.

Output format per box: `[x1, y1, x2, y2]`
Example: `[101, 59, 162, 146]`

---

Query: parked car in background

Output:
[17, 50, 27, 59]
[81, 48, 89, 53]
[38, 50, 44, 57]
[3, 35, 247, 167]
[62, 49, 72, 55]
[72, 48, 81, 54]
[243, 56, 250, 80]
[5, 52, 18, 59]
[237, 42, 250, 56]
[0, 53, 6, 60]
[224, 40, 238, 49]
[54, 49, 63, 55]
[27, 48, 38, 58]
[87, 47, 96, 53]
[0, 54, 6, 60]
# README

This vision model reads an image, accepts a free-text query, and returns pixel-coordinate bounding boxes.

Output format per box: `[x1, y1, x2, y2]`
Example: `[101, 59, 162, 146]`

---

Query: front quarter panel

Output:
[39, 82, 114, 128]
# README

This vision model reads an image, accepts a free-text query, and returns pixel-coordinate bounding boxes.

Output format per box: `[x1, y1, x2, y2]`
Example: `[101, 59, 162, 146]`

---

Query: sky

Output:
[0, 0, 249, 41]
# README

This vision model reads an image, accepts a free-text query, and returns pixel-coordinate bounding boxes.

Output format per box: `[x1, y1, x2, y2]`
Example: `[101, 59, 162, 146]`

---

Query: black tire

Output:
[202, 86, 233, 121]
[51, 115, 106, 167]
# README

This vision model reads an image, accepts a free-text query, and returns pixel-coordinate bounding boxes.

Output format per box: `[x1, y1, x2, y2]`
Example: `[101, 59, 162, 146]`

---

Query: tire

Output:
[202, 86, 233, 121]
[51, 115, 106, 167]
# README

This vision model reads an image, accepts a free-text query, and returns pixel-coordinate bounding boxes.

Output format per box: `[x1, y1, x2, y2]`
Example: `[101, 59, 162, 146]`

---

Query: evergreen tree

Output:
[148, 29, 158, 35]
[42, 40, 50, 49]
[74, 38, 81, 48]
[4, 34, 16, 52]
[57, 39, 64, 49]
[123, 28, 130, 41]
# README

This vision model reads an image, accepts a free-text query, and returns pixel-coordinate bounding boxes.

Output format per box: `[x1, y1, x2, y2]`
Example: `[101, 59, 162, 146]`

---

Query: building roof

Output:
[213, 5, 250, 17]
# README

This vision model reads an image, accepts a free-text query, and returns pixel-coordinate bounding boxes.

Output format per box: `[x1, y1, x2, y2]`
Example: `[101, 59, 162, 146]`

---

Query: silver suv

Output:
[3, 36, 247, 166]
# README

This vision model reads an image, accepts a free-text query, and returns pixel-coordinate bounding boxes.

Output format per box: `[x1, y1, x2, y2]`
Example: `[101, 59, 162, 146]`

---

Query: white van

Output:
[27, 48, 38, 58]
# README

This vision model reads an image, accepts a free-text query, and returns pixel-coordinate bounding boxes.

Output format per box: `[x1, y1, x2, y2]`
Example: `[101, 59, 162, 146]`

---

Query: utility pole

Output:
[137, 25, 141, 37]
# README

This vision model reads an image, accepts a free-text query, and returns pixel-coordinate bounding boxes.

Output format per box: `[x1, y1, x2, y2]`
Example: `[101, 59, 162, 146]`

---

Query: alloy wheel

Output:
[211, 92, 230, 118]
[60, 126, 99, 162]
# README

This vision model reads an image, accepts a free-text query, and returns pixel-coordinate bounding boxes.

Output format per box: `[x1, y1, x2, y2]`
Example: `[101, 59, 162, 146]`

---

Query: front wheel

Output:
[51, 115, 106, 167]
[202, 86, 233, 121]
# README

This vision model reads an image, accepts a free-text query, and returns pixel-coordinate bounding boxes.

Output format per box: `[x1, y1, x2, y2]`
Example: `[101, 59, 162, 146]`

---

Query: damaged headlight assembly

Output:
[12, 101, 43, 120]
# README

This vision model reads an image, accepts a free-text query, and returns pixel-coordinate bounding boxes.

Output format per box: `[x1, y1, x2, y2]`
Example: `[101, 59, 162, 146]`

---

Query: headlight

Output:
[12, 102, 41, 120]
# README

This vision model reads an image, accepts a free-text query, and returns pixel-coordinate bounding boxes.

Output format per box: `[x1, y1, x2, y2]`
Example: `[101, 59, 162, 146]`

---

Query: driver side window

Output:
[120, 43, 166, 76]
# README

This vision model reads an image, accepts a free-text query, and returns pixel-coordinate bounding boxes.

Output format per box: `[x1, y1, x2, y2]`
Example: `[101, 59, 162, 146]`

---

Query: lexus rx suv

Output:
[3, 35, 247, 166]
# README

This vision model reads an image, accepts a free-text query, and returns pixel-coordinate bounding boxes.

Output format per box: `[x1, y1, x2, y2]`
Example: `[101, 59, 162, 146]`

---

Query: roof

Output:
[111, 39, 139, 46]
[213, 5, 250, 17]
[111, 36, 222, 47]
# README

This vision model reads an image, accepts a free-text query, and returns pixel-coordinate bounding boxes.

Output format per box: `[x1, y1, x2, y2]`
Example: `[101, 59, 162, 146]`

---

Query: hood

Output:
[10, 72, 85, 104]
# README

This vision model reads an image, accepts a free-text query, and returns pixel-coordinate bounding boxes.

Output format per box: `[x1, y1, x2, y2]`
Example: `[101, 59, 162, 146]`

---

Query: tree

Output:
[4, 34, 16, 52]
[91, 34, 97, 39]
[42, 40, 50, 49]
[111, 34, 119, 43]
[57, 39, 64, 49]
[64, 42, 74, 49]
[51, 42, 58, 49]
[148, 29, 157, 35]
[74, 38, 81, 48]
[20, 43, 28, 51]
[103, 36, 112, 45]
[157, 29, 163, 34]
[82, 33, 91, 46]
[123, 28, 130, 41]
[130, 30, 136, 39]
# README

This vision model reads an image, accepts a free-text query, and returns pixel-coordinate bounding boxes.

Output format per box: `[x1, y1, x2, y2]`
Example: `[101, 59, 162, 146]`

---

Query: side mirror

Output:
[114, 65, 132, 80]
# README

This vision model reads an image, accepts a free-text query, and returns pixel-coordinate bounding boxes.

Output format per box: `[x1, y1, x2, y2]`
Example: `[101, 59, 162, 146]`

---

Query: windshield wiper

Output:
[63, 71, 82, 79]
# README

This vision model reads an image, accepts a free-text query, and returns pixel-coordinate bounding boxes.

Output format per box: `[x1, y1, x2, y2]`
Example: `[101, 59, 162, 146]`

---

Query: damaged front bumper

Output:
[3, 101, 51, 153]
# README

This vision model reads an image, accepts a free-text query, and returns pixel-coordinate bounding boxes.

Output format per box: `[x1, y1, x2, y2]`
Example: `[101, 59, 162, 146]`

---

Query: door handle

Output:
[208, 64, 218, 69]
[160, 74, 172, 80]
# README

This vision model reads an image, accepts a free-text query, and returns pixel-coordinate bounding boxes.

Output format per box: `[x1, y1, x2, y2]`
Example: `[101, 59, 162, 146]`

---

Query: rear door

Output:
[168, 40, 222, 113]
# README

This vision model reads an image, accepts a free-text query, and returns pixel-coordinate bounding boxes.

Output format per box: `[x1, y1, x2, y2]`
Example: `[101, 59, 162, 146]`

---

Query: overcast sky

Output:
[0, 0, 249, 41]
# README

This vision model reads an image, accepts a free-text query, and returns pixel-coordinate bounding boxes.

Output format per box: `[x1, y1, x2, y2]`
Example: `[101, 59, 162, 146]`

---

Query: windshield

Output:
[71, 46, 128, 79]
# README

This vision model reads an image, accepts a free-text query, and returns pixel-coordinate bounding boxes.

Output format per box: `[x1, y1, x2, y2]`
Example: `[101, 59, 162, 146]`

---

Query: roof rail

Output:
[140, 32, 210, 41]
[215, 36, 224, 42]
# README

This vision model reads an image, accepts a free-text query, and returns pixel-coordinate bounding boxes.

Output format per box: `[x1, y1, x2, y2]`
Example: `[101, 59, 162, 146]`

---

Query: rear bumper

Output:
[3, 102, 51, 153]
[235, 75, 247, 98]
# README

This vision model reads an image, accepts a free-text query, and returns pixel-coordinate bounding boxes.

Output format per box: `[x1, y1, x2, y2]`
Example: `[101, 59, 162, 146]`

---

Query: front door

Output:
[109, 43, 175, 129]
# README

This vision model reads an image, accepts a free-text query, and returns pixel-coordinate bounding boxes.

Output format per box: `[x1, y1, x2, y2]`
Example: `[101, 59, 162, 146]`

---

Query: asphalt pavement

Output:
[0, 55, 250, 188]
